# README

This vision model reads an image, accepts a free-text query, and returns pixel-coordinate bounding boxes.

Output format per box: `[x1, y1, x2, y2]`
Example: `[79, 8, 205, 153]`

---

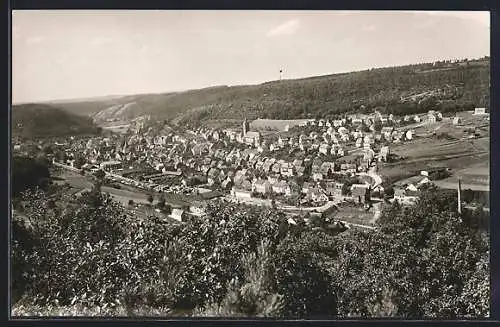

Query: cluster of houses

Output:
[231, 174, 372, 206]
[14, 113, 391, 207]
[21, 107, 458, 212]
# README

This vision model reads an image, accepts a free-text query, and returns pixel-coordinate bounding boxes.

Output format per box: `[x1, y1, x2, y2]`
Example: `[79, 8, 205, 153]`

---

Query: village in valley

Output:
[11, 9, 492, 318]
[12, 104, 490, 231]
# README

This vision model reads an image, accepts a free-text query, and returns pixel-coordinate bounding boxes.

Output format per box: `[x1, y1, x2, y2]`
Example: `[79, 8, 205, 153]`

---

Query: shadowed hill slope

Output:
[12, 103, 101, 138]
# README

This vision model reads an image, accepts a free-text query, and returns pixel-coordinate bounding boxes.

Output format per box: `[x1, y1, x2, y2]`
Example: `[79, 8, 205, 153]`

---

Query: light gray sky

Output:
[12, 10, 490, 104]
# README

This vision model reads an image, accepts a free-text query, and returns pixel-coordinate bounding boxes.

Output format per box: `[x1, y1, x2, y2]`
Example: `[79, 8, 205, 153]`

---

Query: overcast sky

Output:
[12, 10, 490, 104]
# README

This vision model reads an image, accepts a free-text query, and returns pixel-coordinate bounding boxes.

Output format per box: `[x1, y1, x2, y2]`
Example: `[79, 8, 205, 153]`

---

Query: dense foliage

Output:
[11, 183, 489, 318]
[12, 104, 100, 138]
[12, 156, 51, 197]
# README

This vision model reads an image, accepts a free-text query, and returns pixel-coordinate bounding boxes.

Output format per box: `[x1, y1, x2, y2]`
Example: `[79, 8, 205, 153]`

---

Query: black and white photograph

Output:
[10, 10, 490, 318]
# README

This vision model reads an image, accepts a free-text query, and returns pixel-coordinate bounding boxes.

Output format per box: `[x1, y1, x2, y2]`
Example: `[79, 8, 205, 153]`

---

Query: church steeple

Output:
[243, 118, 249, 136]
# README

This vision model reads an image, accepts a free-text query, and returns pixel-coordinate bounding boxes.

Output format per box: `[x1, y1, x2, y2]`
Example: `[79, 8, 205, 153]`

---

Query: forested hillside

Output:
[12, 104, 101, 138]
[38, 57, 489, 125]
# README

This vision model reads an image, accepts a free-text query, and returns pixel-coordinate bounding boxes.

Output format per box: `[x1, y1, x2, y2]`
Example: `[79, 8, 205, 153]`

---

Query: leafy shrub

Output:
[11, 185, 489, 318]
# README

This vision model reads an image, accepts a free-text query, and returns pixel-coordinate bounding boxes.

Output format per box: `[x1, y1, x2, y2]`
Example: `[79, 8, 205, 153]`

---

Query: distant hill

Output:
[39, 57, 490, 125]
[12, 103, 100, 138]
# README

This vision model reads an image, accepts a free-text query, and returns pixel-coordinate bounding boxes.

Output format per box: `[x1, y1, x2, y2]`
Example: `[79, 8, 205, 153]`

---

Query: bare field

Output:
[380, 136, 489, 186]
[203, 119, 242, 130]
[435, 161, 489, 191]
[389, 137, 488, 160]
[407, 111, 489, 140]
[333, 206, 374, 225]
[250, 119, 313, 131]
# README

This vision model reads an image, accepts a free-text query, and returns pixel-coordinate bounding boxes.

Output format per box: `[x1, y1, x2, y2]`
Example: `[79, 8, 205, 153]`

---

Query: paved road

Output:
[278, 200, 341, 212]
[369, 202, 383, 224]
[346, 223, 376, 230]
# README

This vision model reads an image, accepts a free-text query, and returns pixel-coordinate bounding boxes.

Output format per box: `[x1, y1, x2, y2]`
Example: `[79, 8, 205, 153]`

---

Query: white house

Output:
[474, 108, 487, 115]
[272, 181, 288, 194]
[319, 143, 330, 155]
[231, 187, 252, 199]
[355, 138, 363, 148]
[170, 209, 186, 222]
[252, 179, 272, 195]
[379, 146, 390, 162]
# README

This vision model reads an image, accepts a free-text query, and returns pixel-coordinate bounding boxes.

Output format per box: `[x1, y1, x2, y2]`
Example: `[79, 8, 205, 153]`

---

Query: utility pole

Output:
[457, 178, 462, 214]
[280, 69, 283, 81]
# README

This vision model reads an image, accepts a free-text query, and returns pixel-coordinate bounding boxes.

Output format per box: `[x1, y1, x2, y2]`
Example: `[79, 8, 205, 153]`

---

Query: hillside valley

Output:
[14, 57, 490, 130]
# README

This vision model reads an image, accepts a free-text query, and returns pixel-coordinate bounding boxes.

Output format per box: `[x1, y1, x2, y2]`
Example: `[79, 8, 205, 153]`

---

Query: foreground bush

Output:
[11, 186, 489, 318]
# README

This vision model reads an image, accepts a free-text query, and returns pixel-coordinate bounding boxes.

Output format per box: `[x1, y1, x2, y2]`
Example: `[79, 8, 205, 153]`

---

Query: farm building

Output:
[355, 138, 363, 148]
[280, 163, 295, 177]
[474, 108, 487, 115]
[393, 186, 420, 204]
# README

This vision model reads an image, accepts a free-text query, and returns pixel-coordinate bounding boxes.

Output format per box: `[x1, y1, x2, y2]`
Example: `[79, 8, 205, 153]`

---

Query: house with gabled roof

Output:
[221, 178, 234, 191]
[271, 162, 282, 175]
[325, 181, 344, 198]
[262, 159, 274, 173]
[296, 166, 307, 177]
[252, 178, 272, 195]
[427, 112, 437, 124]
[319, 143, 330, 155]
[320, 162, 333, 177]
[379, 146, 390, 162]
[170, 208, 187, 222]
[280, 162, 295, 177]
[285, 181, 300, 197]
[311, 158, 323, 174]
[302, 182, 313, 194]
[308, 187, 329, 203]
[272, 180, 289, 195]
[293, 159, 303, 168]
